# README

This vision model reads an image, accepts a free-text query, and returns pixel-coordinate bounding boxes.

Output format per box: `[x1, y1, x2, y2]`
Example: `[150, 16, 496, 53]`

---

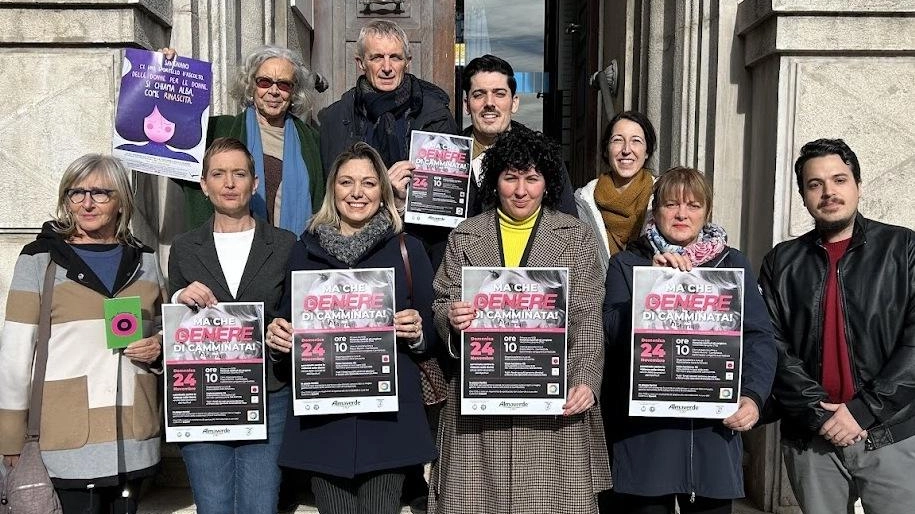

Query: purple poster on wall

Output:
[112, 49, 212, 181]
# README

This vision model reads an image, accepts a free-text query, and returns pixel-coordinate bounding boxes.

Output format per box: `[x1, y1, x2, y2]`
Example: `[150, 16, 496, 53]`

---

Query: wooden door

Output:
[311, 0, 457, 114]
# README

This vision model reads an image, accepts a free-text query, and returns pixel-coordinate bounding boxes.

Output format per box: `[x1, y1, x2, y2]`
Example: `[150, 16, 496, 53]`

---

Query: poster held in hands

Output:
[461, 267, 569, 415]
[113, 48, 212, 181]
[629, 266, 745, 419]
[291, 268, 399, 415]
[404, 130, 473, 228]
[163, 302, 266, 442]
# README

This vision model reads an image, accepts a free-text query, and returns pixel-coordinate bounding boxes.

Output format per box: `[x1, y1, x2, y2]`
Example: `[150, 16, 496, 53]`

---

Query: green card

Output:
[104, 296, 143, 349]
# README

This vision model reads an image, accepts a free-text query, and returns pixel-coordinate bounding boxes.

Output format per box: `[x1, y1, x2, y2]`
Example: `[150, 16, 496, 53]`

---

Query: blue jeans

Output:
[180, 386, 290, 514]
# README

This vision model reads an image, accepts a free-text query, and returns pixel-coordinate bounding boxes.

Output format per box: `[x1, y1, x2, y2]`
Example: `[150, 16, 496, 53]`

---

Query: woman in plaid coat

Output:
[429, 129, 611, 514]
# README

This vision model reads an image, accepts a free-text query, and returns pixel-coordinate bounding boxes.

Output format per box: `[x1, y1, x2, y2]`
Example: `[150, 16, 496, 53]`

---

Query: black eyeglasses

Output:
[255, 77, 295, 92]
[66, 188, 115, 204]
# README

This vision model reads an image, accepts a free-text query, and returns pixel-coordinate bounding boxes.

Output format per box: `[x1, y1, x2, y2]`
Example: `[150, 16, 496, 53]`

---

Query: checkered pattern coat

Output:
[429, 209, 611, 514]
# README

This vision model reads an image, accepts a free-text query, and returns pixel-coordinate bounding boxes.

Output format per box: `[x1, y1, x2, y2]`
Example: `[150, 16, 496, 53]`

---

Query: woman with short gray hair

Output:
[161, 44, 325, 234]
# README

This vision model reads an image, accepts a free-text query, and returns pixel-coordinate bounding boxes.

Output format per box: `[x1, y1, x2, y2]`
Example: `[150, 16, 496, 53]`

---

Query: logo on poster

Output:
[111, 312, 140, 337]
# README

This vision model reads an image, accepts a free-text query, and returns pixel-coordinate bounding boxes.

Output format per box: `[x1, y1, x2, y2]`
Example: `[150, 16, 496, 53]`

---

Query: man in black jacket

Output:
[760, 138, 915, 513]
[318, 20, 457, 199]
[461, 55, 577, 217]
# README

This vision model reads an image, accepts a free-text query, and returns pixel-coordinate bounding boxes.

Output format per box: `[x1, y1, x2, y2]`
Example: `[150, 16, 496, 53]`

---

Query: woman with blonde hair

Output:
[1, 154, 165, 514]
[267, 142, 437, 514]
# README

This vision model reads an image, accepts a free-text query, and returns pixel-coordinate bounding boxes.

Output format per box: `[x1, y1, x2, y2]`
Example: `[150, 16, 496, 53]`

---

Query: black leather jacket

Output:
[759, 214, 915, 449]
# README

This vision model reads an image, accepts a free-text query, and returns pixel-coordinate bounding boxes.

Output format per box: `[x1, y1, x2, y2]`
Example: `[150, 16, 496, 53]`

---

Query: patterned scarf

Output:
[592, 169, 654, 256]
[315, 211, 393, 266]
[645, 218, 728, 266]
[353, 74, 424, 165]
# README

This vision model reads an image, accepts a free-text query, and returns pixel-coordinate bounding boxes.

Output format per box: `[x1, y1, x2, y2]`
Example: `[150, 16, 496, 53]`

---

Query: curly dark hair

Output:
[478, 127, 565, 211]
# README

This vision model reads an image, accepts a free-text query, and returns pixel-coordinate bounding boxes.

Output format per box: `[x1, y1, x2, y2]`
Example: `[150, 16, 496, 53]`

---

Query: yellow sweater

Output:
[498, 207, 541, 266]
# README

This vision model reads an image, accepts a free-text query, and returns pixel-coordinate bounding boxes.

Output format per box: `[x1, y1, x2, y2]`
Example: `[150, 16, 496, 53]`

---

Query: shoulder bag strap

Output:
[26, 261, 57, 439]
[398, 233, 413, 304]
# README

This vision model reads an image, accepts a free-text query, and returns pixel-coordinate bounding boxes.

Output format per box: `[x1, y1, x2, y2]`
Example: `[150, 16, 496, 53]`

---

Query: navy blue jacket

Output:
[276, 229, 437, 478]
[601, 237, 776, 498]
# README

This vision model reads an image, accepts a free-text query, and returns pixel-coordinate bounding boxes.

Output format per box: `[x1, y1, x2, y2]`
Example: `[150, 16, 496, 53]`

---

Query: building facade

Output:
[0, 1, 912, 511]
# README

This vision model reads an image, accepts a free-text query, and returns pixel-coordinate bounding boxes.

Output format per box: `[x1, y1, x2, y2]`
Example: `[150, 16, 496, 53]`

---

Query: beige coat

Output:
[429, 209, 611, 514]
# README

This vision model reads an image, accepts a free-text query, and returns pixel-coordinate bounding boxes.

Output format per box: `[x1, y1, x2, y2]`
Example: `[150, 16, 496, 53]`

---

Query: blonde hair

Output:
[51, 154, 141, 247]
[651, 166, 713, 223]
[308, 142, 403, 234]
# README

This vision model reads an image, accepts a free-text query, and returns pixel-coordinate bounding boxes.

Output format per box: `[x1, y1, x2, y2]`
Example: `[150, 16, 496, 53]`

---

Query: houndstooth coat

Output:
[429, 209, 611, 514]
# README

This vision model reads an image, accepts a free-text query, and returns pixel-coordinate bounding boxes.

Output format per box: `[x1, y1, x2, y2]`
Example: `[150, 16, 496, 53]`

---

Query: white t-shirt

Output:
[214, 228, 255, 297]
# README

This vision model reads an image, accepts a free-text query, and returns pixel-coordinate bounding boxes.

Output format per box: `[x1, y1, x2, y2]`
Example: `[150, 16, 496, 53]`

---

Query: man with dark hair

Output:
[760, 138, 915, 513]
[461, 54, 576, 217]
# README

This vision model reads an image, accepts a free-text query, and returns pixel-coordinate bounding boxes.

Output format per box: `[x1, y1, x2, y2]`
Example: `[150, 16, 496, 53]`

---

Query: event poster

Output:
[290, 269, 399, 415]
[112, 48, 212, 181]
[404, 130, 473, 228]
[461, 267, 569, 415]
[162, 302, 266, 442]
[629, 266, 745, 419]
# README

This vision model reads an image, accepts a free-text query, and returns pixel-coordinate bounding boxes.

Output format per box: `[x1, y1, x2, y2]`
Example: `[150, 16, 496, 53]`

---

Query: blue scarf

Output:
[244, 107, 312, 233]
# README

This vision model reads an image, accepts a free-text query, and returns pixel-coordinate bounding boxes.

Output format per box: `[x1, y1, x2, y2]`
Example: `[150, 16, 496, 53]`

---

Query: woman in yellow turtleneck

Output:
[575, 111, 658, 275]
[428, 129, 610, 514]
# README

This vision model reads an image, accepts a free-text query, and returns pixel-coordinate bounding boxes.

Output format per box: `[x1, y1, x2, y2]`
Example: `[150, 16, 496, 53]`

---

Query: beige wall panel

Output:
[779, 57, 915, 239]
[0, 50, 119, 229]
[0, 235, 41, 330]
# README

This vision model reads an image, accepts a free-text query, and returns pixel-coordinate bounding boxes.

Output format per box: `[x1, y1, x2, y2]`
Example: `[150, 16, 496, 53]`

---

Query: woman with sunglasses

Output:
[161, 45, 325, 234]
[1, 154, 166, 514]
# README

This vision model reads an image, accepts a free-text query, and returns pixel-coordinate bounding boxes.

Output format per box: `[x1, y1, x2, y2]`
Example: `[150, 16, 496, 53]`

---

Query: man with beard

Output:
[461, 54, 576, 216]
[759, 138, 915, 514]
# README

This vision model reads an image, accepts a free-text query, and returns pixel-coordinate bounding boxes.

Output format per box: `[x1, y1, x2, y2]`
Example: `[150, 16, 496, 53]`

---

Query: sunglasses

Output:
[255, 76, 295, 92]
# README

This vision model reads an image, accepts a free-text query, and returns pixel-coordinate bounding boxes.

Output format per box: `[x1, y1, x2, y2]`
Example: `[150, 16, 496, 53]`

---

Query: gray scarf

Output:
[315, 212, 394, 266]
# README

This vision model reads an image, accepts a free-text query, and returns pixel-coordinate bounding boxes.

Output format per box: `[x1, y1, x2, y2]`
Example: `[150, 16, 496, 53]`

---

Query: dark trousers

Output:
[57, 479, 144, 514]
[602, 492, 732, 514]
[311, 470, 405, 514]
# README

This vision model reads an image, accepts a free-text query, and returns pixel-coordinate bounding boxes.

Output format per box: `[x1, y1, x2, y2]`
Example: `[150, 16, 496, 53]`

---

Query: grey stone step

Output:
[138, 487, 414, 514]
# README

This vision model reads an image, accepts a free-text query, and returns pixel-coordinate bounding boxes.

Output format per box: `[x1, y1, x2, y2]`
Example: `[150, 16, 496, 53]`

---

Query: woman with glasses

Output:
[161, 45, 324, 234]
[0, 154, 166, 514]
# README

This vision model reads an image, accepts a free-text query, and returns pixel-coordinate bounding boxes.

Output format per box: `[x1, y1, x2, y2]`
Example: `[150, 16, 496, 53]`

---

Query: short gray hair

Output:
[356, 20, 411, 60]
[52, 154, 141, 247]
[231, 45, 316, 119]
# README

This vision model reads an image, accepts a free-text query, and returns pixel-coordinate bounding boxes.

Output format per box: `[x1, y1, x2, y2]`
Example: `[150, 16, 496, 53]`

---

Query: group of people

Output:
[1, 17, 913, 514]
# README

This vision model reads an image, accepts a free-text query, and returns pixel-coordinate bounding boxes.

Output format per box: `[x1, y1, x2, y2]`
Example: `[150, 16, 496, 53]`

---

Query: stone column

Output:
[737, 2, 915, 512]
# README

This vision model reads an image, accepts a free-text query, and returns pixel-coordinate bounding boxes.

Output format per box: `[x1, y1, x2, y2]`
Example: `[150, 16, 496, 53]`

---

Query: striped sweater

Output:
[0, 223, 166, 485]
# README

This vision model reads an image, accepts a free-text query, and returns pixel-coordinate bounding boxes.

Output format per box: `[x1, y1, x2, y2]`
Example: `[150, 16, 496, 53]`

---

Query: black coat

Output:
[168, 216, 297, 391]
[759, 214, 915, 448]
[601, 237, 776, 498]
[318, 76, 458, 268]
[318, 76, 457, 178]
[276, 229, 438, 477]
